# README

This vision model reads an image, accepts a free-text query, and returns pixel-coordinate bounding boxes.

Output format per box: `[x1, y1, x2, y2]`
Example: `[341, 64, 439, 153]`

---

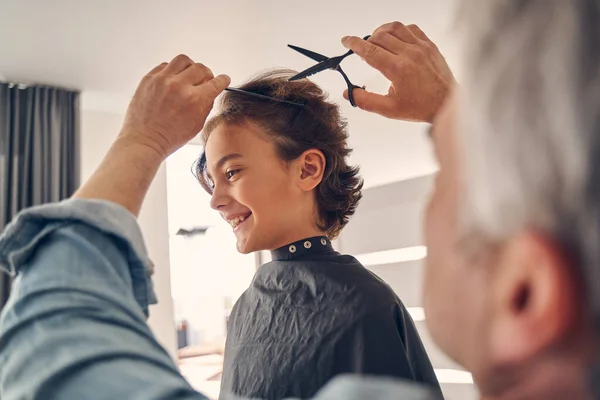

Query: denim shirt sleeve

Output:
[0, 199, 206, 400]
[0, 199, 436, 400]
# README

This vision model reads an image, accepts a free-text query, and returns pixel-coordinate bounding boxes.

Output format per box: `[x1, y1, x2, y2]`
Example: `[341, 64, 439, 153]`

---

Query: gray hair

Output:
[458, 0, 600, 312]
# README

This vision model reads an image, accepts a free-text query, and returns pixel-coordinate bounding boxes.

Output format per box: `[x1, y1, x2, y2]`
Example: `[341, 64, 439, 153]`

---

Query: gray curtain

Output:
[0, 82, 80, 308]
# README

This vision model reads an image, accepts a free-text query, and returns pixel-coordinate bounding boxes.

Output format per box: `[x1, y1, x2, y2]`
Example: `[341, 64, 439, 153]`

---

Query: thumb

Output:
[198, 74, 231, 100]
[344, 89, 393, 117]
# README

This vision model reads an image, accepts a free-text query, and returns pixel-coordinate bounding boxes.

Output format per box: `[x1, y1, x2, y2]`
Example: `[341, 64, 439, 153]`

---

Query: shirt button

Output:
[289, 245, 297, 253]
[304, 241, 312, 249]
[321, 238, 327, 246]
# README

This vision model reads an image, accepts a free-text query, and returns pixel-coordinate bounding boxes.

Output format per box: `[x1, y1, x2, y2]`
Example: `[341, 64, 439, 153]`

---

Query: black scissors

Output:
[288, 35, 371, 107]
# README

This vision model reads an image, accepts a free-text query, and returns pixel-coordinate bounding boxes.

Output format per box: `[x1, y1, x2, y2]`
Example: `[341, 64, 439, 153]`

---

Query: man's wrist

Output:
[425, 84, 452, 124]
[73, 133, 165, 216]
[112, 133, 168, 166]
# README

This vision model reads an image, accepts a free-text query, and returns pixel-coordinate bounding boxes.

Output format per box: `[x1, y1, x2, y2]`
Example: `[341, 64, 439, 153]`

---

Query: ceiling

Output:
[0, 0, 460, 187]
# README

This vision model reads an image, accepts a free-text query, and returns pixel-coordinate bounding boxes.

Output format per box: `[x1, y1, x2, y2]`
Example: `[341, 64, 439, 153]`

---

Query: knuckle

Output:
[364, 43, 379, 58]
[144, 73, 162, 86]
[372, 27, 382, 36]
[427, 39, 439, 49]
[197, 79, 220, 100]
[174, 53, 192, 64]
[166, 77, 184, 92]
[390, 21, 405, 32]
[422, 41, 437, 54]
[410, 47, 426, 62]
[370, 31, 386, 44]
[373, 31, 387, 40]
[391, 60, 407, 75]
[373, 23, 389, 36]
[196, 63, 214, 78]
[141, 73, 153, 83]
[208, 78, 221, 93]
[155, 73, 169, 83]
[151, 62, 168, 72]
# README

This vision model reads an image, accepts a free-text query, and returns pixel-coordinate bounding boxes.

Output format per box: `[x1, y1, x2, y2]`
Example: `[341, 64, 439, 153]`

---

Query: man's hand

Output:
[119, 54, 231, 159]
[342, 22, 454, 123]
[74, 55, 230, 216]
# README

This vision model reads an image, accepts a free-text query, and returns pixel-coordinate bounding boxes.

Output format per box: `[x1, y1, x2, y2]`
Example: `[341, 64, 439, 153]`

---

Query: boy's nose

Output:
[209, 185, 230, 211]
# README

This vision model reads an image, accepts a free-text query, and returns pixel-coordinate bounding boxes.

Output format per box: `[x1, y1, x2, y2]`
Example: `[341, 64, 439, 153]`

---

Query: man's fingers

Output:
[147, 62, 168, 75]
[179, 63, 215, 86]
[343, 88, 394, 117]
[196, 74, 231, 100]
[341, 36, 397, 81]
[370, 32, 411, 56]
[163, 54, 194, 75]
[374, 21, 418, 44]
[406, 24, 430, 42]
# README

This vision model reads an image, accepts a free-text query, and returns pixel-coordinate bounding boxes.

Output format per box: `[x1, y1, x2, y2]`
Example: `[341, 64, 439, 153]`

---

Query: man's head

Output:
[424, 0, 600, 397]
[195, 70, 362, 253]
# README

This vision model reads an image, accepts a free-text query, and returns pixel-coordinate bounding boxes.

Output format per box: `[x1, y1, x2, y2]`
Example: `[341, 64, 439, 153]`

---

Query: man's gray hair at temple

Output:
[459, 0, 600, 316]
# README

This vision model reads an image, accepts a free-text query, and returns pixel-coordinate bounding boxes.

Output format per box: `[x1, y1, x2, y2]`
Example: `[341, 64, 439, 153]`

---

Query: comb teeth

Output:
[224, 87, 305, 107]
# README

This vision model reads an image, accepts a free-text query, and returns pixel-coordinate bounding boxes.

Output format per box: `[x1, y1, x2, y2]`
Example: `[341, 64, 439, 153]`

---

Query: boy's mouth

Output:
[228, 212, 252, 230]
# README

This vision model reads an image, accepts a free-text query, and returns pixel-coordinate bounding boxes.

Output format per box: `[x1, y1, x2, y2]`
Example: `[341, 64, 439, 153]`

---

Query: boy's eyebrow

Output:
[215, 153, 243, 170]
[206, 153, 243, 182]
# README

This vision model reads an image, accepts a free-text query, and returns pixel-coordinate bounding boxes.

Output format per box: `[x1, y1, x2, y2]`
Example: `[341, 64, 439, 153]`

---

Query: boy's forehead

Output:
[204, 123, 273, 164]
[205, 125, 248, 159]
[207, 124, 238, 146]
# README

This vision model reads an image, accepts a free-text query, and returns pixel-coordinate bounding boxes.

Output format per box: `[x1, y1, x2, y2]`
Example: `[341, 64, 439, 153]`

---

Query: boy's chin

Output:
[235, 237, 256, 254]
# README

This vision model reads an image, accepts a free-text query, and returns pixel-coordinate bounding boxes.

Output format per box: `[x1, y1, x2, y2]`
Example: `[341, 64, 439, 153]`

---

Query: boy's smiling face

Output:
[204, 121, 324, 253]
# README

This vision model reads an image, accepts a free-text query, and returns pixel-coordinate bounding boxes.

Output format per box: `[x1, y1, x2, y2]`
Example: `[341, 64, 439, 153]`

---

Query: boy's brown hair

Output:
[195, 70, 362, 239]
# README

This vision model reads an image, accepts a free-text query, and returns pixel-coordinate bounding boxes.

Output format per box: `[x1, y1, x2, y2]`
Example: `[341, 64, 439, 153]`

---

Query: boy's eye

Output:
[226, 170, 240, 180]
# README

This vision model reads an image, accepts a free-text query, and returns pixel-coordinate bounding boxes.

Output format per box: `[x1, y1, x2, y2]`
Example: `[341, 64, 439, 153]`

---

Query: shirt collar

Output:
[270, 236, 334, 261]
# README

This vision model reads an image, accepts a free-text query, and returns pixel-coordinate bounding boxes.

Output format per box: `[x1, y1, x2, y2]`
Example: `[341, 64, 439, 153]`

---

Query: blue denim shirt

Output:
[0, 199, 438, 400]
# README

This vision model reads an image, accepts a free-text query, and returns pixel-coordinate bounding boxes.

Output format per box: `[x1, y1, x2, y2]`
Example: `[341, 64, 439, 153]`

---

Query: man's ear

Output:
[488, 231, 584, 365]
[296, 149, 326, 192]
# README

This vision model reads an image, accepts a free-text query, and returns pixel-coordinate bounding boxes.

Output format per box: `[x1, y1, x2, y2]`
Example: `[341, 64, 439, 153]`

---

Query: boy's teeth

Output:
[229, 214, 249, 228]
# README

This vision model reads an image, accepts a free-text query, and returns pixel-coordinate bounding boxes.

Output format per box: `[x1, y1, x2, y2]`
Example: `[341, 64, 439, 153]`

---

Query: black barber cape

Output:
[219, 236, 442, 400]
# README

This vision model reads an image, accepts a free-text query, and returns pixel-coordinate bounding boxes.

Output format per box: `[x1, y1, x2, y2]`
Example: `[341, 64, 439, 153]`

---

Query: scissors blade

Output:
[289, 58, 338, 81]
[287, 44, 329, 62]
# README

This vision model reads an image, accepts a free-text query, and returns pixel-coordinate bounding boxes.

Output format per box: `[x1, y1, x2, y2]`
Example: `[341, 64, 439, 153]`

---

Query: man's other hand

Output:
[342, 22, 454, 123]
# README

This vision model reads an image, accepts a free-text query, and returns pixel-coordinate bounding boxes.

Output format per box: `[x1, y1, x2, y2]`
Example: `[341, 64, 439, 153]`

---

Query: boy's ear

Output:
[298, 149, 326, 191]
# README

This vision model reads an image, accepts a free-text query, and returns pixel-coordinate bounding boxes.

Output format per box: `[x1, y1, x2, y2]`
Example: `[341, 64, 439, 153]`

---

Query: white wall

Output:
[80, 109, 177, 357]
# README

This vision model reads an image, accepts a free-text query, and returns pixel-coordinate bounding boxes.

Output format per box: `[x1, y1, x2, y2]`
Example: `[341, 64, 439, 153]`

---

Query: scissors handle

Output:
[345, 36, 371, 107]
[334, 66, 360, 107]
[347, 84, 363, 107]
[340, 48, 355, 59]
